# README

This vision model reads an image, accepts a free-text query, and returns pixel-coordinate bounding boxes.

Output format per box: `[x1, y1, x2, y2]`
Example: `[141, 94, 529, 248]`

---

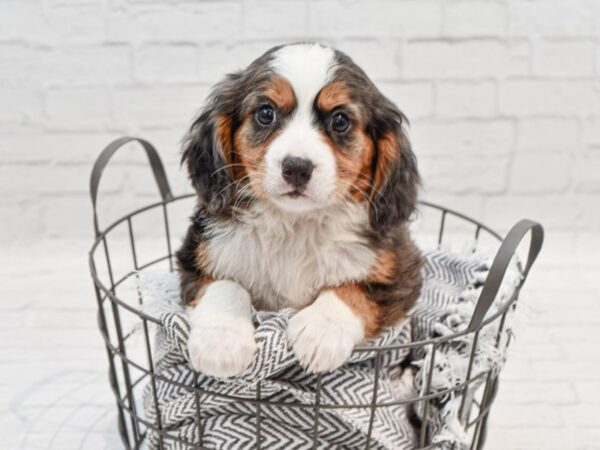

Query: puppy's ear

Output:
[369, 103, 420, 232]
[182, 78, 239, 214]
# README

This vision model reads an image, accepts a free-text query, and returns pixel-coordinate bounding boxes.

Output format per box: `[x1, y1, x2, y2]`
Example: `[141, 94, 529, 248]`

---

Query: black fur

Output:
[175, 210, 209, 303]
[182, 111, 233, 215]
[370, 108, 420, 232]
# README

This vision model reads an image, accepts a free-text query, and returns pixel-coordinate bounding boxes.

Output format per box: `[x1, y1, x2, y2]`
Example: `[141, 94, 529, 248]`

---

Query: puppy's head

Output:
[182, 43, 419, 231]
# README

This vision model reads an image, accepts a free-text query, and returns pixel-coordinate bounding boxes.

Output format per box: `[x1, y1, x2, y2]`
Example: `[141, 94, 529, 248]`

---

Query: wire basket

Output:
[89, 137, 543, 450]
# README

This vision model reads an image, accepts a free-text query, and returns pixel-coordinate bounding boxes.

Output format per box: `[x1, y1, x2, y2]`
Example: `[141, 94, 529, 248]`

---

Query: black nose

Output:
[281, 156, 314, 188]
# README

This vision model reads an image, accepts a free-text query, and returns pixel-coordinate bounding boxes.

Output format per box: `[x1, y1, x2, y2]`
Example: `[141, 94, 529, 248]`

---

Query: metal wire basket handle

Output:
[467, 219, 544, 332]
[90, 136, 174, 237]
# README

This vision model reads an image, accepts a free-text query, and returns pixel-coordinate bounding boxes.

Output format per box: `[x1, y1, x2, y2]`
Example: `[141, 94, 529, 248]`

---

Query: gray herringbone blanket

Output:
[139, 246, 521, 450]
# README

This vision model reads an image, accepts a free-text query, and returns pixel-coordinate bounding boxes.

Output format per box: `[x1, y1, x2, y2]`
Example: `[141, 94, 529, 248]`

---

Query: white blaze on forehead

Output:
[270, 44, 336, 113]
[264, 44, 338, 212]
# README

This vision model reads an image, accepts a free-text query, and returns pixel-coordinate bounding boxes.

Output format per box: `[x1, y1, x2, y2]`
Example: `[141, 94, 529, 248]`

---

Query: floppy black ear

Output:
[369, 105, 420, 232]
[182, 71, 246, 214]
[182, 110, 234, 214]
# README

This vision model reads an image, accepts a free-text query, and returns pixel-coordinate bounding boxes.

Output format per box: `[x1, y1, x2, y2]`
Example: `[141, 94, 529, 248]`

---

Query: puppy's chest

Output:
[205, 208, 377, 310]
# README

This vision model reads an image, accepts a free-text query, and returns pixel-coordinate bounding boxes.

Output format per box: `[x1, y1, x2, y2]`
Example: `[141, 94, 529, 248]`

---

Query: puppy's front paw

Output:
[287, 292, 364, 373]
[188, 317, 256, 378]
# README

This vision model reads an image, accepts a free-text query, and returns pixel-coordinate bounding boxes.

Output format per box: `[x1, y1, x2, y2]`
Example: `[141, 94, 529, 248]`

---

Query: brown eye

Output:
[331, 111, 350, 133]
[255, 105, 276, 126]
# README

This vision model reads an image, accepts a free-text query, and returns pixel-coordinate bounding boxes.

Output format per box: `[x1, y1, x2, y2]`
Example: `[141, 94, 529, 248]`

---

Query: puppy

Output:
[176, 43, 423, 377]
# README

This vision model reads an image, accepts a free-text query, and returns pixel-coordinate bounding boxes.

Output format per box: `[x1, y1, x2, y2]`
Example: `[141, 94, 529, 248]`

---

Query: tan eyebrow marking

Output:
[316, 81, 353, 111]
[262, 76, 296, 113]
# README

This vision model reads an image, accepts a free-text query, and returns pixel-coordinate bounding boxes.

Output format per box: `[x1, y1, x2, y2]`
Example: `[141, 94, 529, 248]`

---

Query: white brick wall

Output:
[1, 1, 599, 449]
[2, 0, 597, 244]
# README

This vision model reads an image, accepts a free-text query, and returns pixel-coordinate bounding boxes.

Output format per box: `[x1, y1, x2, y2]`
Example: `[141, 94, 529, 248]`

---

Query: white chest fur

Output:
[204, 203, 376, 310]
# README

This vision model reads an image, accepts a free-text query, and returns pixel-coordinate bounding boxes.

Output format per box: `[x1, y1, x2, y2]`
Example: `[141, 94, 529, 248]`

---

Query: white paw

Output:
[188, 316, 256, 378]
[287, 292, 364, 373]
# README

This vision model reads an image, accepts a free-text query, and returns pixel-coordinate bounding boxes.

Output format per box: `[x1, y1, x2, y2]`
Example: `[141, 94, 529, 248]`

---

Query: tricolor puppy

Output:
[177, 43, 423, 377]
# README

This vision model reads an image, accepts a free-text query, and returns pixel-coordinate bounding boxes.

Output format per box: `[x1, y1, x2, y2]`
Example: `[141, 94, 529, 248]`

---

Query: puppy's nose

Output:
[281, 156, 314, 188]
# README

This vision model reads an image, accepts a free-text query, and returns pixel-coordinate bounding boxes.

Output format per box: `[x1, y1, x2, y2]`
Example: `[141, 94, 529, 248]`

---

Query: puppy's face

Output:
[235, 46, 374, 213]
[183, 43, 419, 230]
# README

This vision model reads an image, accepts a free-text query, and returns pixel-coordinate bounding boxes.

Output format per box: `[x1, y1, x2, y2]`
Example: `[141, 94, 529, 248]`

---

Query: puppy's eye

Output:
[255, 105, 276, 126]
[331, 112, 350, 133]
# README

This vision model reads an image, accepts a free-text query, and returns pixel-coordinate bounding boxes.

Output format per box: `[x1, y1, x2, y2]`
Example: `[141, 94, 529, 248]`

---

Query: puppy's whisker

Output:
[336, 179, 380, 220]
[337, 168, 388, 201]
[334, 180, 359, 205]
[231, 176, 258, 211]
[211, 163, 260, 177]
[350, 183, 379, 220]
[333, 182, 354, 204]
[211, 174, 253, 201]
[339, 191, 356, 205]
[231, 183, 255, 219]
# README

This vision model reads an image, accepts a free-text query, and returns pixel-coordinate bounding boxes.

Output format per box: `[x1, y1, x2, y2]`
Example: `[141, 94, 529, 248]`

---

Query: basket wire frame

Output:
[89, 138, 543, 450]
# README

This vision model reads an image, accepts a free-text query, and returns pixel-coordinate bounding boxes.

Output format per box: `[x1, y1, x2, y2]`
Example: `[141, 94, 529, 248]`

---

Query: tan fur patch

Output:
[234, 117, 265, 163]
[194, 243, 211, 271]
[317, 82, 352, 111]
[333, 284, 379, 338]
[214, 114, 244, 182]
[185, 244, 215, 307]
[234, 118, 283, 201]
[368, 249, 397, 284]
[264, 77, 296, 113]
[372, 131, 399, 193]
[215, 115, 233, 160]
[331, 128, 375, 203]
